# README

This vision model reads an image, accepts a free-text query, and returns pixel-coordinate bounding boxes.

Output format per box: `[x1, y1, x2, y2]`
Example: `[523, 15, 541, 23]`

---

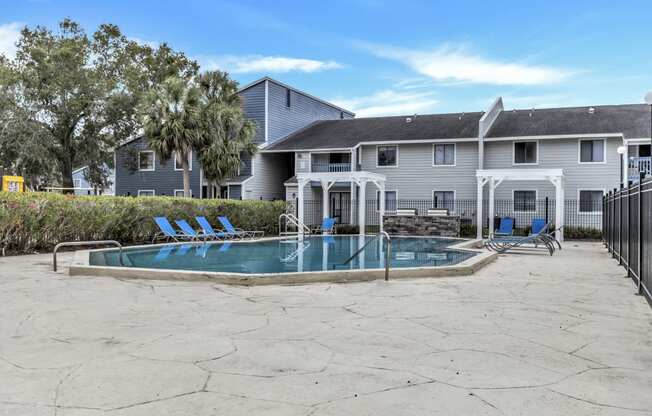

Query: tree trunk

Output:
[60, 158, 74, 194]
[181, 154, 191, 197]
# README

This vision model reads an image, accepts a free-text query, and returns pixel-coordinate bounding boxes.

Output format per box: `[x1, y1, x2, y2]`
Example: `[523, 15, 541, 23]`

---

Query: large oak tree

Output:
[0, 19, 197, 190]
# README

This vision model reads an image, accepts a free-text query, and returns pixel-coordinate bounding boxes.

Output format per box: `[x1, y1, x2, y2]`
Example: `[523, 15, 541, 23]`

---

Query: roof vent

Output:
[588, 107, 595, 114]
[405, 117, 412, 123]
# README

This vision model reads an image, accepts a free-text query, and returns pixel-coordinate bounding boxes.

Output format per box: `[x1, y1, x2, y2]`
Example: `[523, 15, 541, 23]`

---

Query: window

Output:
[138, 151, 155, 171]
[376, 190, 397, 212]
[286, 88, 291, 108]
[514, 190, 536, 212]
[138, 190, 155, 197]
[514, 141, 537, 164]
[433, 144, 455, 166]
[377, 145, 397, 167]
[579, 190, 603, 213]
[174, 152, 192, 171]
[174, 189, 192, 198]
[73, 179, 82, 189]
[579, 139, 605, 163]
[433, 191, 455, 212]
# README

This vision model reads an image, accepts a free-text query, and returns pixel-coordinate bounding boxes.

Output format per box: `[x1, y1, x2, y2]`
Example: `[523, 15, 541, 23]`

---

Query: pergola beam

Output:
[476, 169, 565, 242]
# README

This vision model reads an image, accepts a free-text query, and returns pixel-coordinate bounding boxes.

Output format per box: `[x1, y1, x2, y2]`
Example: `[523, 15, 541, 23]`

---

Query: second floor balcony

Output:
[628, 157, 652, 181]
[311, 162, 352, 172]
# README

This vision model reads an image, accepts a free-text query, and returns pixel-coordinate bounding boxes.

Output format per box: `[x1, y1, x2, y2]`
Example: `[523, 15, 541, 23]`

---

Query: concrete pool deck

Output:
[1, 242, 651, 415]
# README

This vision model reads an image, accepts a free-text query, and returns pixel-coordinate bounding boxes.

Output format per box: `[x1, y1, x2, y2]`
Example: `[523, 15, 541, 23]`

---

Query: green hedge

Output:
[0, 192, 286, 255]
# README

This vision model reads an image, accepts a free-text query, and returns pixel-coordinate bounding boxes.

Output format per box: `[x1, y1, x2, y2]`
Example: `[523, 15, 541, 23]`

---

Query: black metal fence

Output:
[297, 198, 603, 235]
[603, 177, 652, 305]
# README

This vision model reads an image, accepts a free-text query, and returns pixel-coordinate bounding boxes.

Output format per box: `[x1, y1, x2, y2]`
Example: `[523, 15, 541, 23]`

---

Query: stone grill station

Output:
[383, 214, 461, 237]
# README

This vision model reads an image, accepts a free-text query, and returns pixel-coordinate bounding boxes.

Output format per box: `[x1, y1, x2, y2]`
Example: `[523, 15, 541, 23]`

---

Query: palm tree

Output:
[141, 76, 202, 197]
[197, 71, 257, 197]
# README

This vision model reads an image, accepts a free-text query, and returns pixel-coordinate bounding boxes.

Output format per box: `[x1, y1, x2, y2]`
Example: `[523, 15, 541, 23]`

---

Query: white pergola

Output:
[476, 169, 565, 242]
[296, 171, 387, 236]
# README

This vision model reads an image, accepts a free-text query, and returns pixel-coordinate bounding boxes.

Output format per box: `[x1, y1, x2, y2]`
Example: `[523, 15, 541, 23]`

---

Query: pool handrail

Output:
[336, 232, 392, 281]
[279, 213, 311, 236]
[53, 240, 122, 272]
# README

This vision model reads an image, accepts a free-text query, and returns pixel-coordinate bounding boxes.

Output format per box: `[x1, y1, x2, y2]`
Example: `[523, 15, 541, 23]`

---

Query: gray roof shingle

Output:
[265, 112, 483, 151]
[486, 104, 651, 139]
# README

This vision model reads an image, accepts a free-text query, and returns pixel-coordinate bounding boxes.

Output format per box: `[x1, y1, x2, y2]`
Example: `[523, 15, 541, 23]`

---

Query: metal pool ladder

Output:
[53, 240, 123, 272]
[335, 232, 392, 281]
[278, 213, 311, 236]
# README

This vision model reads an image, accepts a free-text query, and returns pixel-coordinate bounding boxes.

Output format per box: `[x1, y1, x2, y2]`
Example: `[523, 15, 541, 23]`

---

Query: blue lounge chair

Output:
[195, 216, 229, 240]
[312, 217, 337, 234]
[153, 217, 196, 242]
[530, 218, 547, 235]
[175, 219, 211, 241]
[494, 217, 514, 237]
[485, 219, 556, 255]
[218, 216, 264, 239]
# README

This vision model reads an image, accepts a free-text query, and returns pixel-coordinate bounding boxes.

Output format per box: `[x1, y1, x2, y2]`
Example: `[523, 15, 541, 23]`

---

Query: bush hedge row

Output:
[0, 192, 287, 255]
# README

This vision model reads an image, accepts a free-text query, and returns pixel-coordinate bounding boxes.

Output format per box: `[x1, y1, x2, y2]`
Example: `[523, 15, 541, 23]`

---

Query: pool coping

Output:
[68, 236, 497, 286]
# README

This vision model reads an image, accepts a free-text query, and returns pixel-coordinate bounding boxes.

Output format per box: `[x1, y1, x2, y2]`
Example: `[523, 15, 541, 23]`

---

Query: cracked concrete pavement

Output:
[1, 242, 651, 415]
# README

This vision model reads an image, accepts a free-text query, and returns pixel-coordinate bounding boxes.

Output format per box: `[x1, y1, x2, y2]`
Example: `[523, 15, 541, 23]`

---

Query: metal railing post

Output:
[619, 184, 624, 265]
[638, 173, 644, 294]
[627, 184, 631, 276]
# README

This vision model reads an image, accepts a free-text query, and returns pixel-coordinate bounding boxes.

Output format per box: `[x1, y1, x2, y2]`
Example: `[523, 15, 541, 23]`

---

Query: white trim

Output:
[260, 138, 480, 153]
[137, 189, 155, 197]
[432, 190, 456, 213]
[264, 79, 269, 142]
[432, 143, 456, 167]
[577, 188, 605, 215]
[512, 189, 538, 213]
[138, 150, 155, 171]
[577, 138, 607, 164]
[376, 144, 399, 168]
[512, 140, 539, 165]
[484, 133, 623, 142]
[376, 189, 397, 213]
[625, 138, 652, 145]
[174, 151, 192, 171]
[72, 166, 88, 175]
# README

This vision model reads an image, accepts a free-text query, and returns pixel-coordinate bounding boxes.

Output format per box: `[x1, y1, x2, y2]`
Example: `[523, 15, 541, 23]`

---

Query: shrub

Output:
[460, 224, 477, 238]
[335, 224, 359, 234]
[0, 192, 286, 255]
[564, 226, 602, 240]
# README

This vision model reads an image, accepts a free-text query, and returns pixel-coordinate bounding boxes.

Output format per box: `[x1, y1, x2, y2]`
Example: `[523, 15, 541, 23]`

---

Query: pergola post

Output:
[358, 179, 367, 236]
[297, 178, 307, 240]
[476, 177, 485, 240]
[488, 177, 496, 237]
[321, 181, 329, 221]
[557, 177, 565, 242]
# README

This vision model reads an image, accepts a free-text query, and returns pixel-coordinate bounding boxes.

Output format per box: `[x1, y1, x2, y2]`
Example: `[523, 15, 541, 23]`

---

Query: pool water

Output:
[90, 236, 475, 274]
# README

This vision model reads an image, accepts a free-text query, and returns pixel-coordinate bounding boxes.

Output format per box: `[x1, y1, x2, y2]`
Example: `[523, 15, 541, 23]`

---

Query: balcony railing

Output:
[628, 157, 652, 181]
[312, 162, 351, 173]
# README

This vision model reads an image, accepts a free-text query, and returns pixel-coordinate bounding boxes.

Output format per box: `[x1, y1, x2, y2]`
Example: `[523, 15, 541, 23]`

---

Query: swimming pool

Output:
[91, 236, 472, 272]
[73, 236, 496, 285]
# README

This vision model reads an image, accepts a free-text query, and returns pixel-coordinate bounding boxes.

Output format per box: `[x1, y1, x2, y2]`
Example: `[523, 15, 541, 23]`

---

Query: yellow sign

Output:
[2, 175, 24, 192]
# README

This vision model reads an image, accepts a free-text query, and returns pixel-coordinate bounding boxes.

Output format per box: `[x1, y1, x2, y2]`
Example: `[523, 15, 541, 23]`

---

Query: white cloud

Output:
[331, 89, 438, 117]
[362, 42, 575, 86]
[0, 22, 22, 59]
[200, 55, 343, 74]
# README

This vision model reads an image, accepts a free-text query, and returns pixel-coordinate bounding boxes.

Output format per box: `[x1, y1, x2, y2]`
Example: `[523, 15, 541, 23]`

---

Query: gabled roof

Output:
[486, 104, 651, 139]
[238, 76, 354, 116]
[265, 112, 483, 151]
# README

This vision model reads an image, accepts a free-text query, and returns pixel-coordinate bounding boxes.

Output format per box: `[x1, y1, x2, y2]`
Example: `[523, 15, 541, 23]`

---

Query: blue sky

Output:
[2, 0, 651, 116]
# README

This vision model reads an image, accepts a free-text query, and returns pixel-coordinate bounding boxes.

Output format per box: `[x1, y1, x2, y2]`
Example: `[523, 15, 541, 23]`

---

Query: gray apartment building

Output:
[114, 76, 652, 236]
